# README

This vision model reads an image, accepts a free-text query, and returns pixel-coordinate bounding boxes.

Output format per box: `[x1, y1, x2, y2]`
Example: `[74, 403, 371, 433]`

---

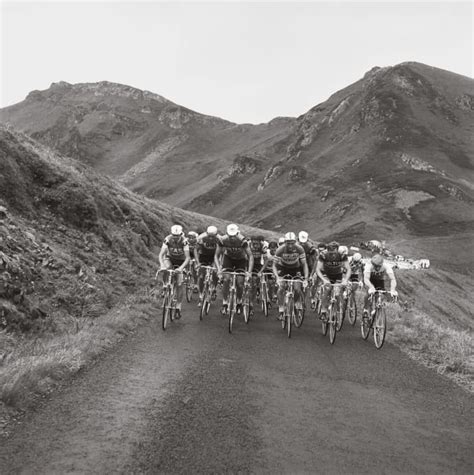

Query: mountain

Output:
[1, 63, 473, 269]
[0, 125, 258, 333]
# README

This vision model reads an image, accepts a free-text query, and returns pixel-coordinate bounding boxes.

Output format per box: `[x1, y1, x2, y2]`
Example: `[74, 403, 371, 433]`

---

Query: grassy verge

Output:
[0, 290, 157, 416]
[387, 306, 473, 392]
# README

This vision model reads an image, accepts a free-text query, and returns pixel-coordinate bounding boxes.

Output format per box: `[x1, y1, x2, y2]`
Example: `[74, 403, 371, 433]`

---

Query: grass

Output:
[0, 291, 157, 412]
[387, 306, 473, 392]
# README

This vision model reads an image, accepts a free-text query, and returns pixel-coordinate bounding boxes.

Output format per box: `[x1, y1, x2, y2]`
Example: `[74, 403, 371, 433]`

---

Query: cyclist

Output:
[187, 231, 199, 291]
[362, 253, 398, 320]
[157, 224, 191, 318]
[195, 226, 220, 306]
[310, 242, 328, 308]
[314, 240, 351, 321]
[298, 231, 317, 307]
[248, 235, 268, 315]
[215, 223, 254, 315]
[338, 245, 349, 258]
[259, 240, 278, 303]
[273, 232, 309, 321]
[278, 236, 285, 246]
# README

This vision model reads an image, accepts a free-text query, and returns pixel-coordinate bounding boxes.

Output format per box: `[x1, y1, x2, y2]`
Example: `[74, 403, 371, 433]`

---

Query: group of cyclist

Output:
[156, 223, 398, 322]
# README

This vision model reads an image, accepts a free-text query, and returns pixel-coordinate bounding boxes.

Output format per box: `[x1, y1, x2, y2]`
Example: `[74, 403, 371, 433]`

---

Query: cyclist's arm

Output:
[158, 244, 167, 270]
[363, 266, 374, 291]
[272, 260, 279, 281]
[315, 260, 328, 284]
[214, 246, 223, 272]
[301, 257, 309, 280]
[261, 253, 268, 273]
[386, 265, 397, 293]
[178, 248, 191, 272]
[245, 246, 254, 274]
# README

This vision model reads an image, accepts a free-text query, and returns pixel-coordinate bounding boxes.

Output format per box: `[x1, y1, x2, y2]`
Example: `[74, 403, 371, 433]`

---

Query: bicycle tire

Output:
[329, 305, 337, 344]
[162, 292, 170, 331]
[361, 313, 371, 340]
[261, 282, 269, 317]
[228, 290, 235, 334]
[243, 289, 250, 324]
[287, 296, 294, 338]
[293, 306, 304, 328]
[199, 281, 209, 321]
[373, 306, 387, 349]
[348, 292, 357, 326]
[335, 298, 344, 332]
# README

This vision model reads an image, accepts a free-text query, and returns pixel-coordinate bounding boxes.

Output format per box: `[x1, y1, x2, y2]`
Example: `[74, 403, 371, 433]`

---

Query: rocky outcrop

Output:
[228, 155, 262, 176]
[399, 153, 446, 176]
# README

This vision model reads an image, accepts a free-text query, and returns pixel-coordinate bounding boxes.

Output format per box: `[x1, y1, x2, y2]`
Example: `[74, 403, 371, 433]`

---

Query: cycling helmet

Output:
[338, 245, 348, 255]
[317, 242, 327, 251]
[298, 231, 309, 243]
[188, 231, 198, 238]
[327, 241, 339, 251]
[284, 232, 296, 242]
[352, 252, 362, 262]
[278, 237, 285, 245]
[371, 254, 384, 267]
[171, 224, 183, 236]
[227, 223, 239, 236]
[207, 225, 218, 235]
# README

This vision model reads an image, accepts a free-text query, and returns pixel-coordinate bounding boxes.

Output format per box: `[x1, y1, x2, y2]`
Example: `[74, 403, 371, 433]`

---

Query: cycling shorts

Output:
[197, 255, 215, 267]
[370, 277, 385, 290]
[164, 257, 185, 269]
[327, 274, 343, 284]
[276, 265, 303, 278]
[222, 255, 248, 272]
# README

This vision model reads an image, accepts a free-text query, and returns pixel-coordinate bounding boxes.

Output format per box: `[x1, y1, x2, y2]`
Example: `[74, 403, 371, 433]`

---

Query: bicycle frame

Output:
[159, 268, 182, 330]
[222, 269, 248, 333]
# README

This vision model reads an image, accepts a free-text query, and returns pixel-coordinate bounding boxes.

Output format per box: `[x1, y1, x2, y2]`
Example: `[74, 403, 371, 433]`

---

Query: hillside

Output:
[0, 124, 246, 335]
[1, 63, 472, 255]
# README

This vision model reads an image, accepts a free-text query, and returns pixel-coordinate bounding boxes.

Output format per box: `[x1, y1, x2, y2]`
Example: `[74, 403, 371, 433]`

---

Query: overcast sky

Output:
[1, 1, 472, 124]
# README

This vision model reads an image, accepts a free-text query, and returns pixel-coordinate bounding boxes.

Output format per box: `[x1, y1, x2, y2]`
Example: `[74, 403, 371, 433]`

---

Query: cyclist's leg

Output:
[221, 256, 233, 308]
[235, 260, 247, 303]
[197, 260, 206, 298]
[320, 282, 333, 314]
[276, 266, 288, 316]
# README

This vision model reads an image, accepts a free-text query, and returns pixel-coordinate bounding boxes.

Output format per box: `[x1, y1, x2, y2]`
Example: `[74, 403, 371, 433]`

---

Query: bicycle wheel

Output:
[261, 282, 269, 317]
[347, 292, 357, 326]
[373, 306, 387, 349]
[185, 275, 193, 303]
[287, 297, 293, 338]
[335, 298, 344, 332]
[293, 300, 304, 328]
[243, 289, 250, 324]
[199, 282, 209, 321]
[361, 313, 371, 340]
[328, 306, 337, 344]
[319, 303, 328, 335]
[228, 290, 235, 334]
[162, 292, 170, 331]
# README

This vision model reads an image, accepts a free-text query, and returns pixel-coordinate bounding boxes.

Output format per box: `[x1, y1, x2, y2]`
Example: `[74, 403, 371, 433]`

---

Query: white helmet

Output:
[284, 232, 296, 242]
[338, 245, 348, 255]
[207, 225, 218, 235]
[352, 252, 362, 262]
[227, 223, 239, 236]
[278, 237, 285, 245]
[298, 231, 309, 243]
[171, 224, 183, 236]
[187, 231, 198, 238]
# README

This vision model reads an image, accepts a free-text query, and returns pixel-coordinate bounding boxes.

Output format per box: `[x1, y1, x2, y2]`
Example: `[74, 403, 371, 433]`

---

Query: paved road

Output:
[1, 299, 472, 474]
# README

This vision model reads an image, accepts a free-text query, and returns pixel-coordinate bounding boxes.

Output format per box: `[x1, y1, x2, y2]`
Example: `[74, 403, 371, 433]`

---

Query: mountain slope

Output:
[1, 62, 473, 262]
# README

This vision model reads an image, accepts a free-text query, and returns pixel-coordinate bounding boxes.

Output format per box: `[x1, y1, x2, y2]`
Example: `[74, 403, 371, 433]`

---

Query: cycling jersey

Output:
[318, 250, 348, 280]
[218, 234, 249, 260]
[163, 234, 189, 260]
[275, 243, 306, 269]
[348, 258, 365, 282]
[196, 233, 219, 257]
[364, 261, 395, 285]
[249, 239, 268, 269]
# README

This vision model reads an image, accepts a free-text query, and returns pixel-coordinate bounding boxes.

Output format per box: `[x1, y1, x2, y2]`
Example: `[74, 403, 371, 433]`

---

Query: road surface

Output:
[1, 298, 472, 474]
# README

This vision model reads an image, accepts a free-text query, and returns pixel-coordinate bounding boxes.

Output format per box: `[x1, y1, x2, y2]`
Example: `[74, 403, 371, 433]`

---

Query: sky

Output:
[1, 0, 473, 124]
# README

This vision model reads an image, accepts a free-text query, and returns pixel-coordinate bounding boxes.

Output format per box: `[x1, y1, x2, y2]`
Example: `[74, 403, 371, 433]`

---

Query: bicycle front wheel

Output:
[293, 306, 304, 328]
[348, 293, 357, 326]
[287, 297, 294, 338]
[261, 282, 269, 317]
[361, 313, 371, 340]
[335, 298, 344, 332]
[373, 307, 387, 349]
[199, 282, 209, 321]
[328, 306, 337, 344]
[185, 276, 193, 303]
[162, 293, 170, 331]
[228, 291, 235, 334]
[243, 291, 250, 324]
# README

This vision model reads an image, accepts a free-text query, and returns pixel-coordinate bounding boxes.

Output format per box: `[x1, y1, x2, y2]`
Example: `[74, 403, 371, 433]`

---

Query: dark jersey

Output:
[218, 234, 248, 260]
[318, 250, 348, 279]
[275, 243, 306, 269]
[196, 233, 218, 257]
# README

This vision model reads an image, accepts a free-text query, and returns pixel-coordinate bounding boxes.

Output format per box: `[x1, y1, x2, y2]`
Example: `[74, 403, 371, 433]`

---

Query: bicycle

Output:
[361, 290, 397, 349]
[198, 265, 216, 320]
[259, 272, 274, 317]
[344, 281, 360, 326]
[320, 282, 345, 344]
[159, 268, 182, 331]
[184, 260, 197, 303]
[279, 275, 305, 338]
[222, 269, 249, 334]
